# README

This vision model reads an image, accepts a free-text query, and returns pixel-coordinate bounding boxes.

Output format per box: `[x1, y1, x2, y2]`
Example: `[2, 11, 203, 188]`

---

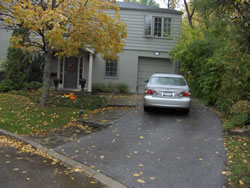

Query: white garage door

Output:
[137, 57, 175, 93]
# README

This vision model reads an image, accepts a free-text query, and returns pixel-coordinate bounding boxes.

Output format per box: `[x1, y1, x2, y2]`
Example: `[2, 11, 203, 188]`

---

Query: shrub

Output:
[224, 100, 249, 130]
[0, 79, 15, 92]
[116, 83, 129, 94]
[24, 81, 43, 91]
[230, 100, 249, 117]
[92, 82, 129, 94]
[92, 83, 112, 93]
[224, 114, 248, 130]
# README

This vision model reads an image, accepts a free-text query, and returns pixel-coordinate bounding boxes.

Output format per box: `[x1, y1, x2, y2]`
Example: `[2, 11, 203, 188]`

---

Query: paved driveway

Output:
[55, 101, 226, 188]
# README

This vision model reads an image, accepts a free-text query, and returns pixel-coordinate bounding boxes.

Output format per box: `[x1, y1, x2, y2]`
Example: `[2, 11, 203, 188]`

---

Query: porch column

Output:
[87, 53, 93, 92]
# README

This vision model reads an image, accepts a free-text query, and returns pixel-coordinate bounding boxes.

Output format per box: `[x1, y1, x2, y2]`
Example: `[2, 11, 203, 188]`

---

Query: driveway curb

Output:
[0, 129, 127, 188]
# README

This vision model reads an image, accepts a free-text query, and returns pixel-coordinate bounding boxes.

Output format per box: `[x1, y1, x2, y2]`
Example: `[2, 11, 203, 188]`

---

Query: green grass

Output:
[0, 92, 107, 135]
[225, 136, 250, 188]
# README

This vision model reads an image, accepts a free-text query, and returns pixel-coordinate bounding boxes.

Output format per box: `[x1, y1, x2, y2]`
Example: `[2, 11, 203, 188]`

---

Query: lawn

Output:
[0, 92, 106, 135]
[224, 136, 250, 188]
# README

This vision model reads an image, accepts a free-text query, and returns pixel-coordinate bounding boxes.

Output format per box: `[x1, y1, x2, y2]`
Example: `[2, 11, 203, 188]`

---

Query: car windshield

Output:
[150, 76, 186, 86]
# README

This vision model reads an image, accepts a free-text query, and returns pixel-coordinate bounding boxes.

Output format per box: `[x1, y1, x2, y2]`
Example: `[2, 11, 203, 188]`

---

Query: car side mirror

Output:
[145, 80, 149, 83]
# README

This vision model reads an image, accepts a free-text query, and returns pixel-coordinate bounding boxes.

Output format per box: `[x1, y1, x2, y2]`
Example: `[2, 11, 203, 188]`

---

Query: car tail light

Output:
[145, 89, 156, 95]
[180, 91, 191, 97]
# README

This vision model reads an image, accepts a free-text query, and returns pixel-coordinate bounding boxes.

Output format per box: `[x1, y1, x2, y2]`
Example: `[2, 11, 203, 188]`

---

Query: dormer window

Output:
[144, 16, 172, 38]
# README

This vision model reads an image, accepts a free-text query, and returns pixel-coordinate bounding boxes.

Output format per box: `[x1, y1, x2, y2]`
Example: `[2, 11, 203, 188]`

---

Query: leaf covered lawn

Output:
[224, 136, 250, 188]
[0, 93, 80, 135]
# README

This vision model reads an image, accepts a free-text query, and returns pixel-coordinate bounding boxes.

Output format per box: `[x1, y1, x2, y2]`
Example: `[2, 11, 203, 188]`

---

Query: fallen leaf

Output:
[137, 179, 145, 184]
[239, 180, 244, 185]
[101, 120, 109, 123]
[133, 173, 140, 177]
[100, 155, 104, 159]
[221, 171, 227, 175]
[150, 177, 156, 180]
[138, 164, 144, 167]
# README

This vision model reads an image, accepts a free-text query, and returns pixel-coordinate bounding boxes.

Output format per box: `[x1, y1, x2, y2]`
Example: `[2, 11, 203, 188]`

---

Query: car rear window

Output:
[150, 77, 187, 86]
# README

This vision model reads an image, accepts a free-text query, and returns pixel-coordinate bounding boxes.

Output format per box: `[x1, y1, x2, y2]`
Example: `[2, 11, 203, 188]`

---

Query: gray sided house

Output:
[0, 2, 182, 93]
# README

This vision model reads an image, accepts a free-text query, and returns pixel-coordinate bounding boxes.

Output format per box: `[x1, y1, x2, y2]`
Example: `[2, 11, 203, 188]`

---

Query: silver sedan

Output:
[144, 74, 191, 113]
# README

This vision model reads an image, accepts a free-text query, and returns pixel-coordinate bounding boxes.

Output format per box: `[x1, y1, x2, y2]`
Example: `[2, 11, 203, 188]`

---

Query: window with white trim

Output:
[105, 60, 118, 77]
[144, 16, 172, 38]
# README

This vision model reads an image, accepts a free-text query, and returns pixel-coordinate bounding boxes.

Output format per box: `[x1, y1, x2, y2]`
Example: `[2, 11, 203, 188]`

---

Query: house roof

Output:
[117, 2, 183, 15]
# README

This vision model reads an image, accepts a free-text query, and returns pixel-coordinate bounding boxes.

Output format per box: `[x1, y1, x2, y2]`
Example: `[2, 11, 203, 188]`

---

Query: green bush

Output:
[24, 81, 43, 91]
[224, 100, 249, 130]
[0, 79, 15, 92]
[230, 100, 249, 117]
[224, 114, 248, 130]
[92, 82, 129, 94]
[116, 83, 129, 94]
[92, 83, 112, 93]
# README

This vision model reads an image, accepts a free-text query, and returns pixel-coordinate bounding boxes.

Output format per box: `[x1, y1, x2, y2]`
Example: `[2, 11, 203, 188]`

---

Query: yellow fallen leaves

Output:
[133, 173, 140, 177]
[138, 164, 144, 167]
[101, 120, 109, 123]
[137, 179, 145, 184]
[221, 171, 228, 175]
[150, 177, 156, 180]
[42, 121, 49, 126]
[99, 155, 104, 159]
[0, 135, 59, 166]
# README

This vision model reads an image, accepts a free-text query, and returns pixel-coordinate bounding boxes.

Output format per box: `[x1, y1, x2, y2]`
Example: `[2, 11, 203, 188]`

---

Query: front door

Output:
[64, 57, 78, 89]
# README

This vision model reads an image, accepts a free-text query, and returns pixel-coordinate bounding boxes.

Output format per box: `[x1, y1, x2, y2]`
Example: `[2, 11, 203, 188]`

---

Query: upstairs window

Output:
[144, 16, 172, 38]
[105, 60, 118, 77]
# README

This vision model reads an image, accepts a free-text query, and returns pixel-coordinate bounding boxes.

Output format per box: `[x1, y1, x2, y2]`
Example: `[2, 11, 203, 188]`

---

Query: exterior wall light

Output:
[154, 51, 160, 56]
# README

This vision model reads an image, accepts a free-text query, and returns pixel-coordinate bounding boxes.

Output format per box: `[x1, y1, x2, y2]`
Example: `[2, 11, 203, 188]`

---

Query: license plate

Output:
[162, 92, 173, 97]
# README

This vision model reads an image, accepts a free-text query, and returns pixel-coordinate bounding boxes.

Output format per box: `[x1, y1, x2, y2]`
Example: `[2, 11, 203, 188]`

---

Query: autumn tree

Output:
[0, 0, 127, 107]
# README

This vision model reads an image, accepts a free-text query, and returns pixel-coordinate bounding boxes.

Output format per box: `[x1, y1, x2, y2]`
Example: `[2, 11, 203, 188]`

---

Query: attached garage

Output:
[137, 57, 176, 93]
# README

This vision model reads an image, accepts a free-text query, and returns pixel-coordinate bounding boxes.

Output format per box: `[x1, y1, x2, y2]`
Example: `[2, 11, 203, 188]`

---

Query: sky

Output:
[117, 0, 185, 10]
[156, 0, 168, 8]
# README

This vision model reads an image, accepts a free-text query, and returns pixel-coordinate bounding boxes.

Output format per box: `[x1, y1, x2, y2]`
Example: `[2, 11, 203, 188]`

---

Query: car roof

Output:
[151, 73, 184, 78]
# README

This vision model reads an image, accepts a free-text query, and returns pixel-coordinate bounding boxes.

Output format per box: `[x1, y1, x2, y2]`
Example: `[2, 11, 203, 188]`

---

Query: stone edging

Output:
[0, 129, 127, 188]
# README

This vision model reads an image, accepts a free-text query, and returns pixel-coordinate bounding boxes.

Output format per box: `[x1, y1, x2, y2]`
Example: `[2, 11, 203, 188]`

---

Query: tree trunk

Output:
[39, 51, 53, 107]
[184, 0, 195, 29]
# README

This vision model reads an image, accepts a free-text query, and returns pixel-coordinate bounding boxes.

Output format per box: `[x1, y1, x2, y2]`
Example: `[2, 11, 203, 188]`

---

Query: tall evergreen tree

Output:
[6, 27, 30, 89]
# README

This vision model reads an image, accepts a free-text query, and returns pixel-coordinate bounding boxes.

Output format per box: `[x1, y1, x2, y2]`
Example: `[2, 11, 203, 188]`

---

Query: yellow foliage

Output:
[0, 0, 127, 59]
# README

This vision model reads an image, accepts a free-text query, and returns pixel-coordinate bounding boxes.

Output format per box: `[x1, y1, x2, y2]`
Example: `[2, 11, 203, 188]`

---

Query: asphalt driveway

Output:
[54, 100, 226, 188]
